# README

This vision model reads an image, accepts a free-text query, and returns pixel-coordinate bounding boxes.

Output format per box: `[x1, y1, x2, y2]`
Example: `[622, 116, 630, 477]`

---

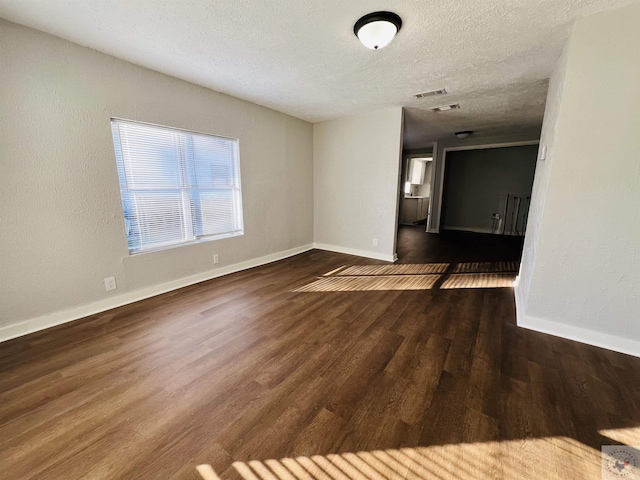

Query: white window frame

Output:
[110, 118, 244, 254]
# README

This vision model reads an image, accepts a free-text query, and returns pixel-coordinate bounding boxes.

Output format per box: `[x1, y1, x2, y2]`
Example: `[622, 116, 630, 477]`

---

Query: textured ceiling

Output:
[1, 0, 638, 148]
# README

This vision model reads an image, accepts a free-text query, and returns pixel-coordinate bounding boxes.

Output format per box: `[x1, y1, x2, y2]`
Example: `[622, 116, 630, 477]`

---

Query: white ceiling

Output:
[1, 0, 638, 149]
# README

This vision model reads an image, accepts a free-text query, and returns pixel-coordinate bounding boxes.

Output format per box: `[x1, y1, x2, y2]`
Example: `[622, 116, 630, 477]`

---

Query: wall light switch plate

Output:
[213, 254, 219, 264]
[539, 145, 547, 161]
[373, 239, 378, 247]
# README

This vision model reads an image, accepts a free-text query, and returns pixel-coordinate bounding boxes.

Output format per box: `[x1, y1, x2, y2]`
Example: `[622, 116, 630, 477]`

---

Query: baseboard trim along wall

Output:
[0, 244, 314, 343]
[313, 243, 397, 263]
[514, 278, 640, 358]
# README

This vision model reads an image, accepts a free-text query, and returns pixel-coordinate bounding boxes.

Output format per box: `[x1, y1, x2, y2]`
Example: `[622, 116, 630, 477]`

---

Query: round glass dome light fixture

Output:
[354, 11, 402, 50]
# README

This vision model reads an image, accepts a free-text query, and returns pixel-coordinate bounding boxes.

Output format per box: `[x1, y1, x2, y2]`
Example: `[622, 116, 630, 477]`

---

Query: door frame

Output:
[400, 145, 437, 228]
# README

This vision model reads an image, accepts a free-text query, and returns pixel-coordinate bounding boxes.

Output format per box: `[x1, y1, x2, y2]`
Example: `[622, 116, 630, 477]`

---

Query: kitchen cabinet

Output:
[401, 196, 430, 225]
[419, 197, 429, 220]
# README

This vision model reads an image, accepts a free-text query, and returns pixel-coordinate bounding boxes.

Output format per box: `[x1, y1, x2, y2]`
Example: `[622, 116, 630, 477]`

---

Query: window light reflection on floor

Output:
[336, 264, 450, 276]
[196, 437, 604, 480]
[292, 275, 441, 292]
[292, 262, 518, 292]
[598, 426, 640, 445]
[440, 274, 516, 289]
[452, 261, 519, 274]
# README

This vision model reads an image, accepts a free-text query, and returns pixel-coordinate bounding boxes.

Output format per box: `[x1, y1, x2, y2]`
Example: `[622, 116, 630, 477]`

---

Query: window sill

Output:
[128, 230, 244, 256]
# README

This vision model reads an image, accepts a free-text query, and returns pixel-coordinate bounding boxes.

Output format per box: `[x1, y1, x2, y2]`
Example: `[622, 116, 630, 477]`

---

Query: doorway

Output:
[394, 141, 539, 266]
[398, 149, 437, 232]
[439, 144, 538, 237]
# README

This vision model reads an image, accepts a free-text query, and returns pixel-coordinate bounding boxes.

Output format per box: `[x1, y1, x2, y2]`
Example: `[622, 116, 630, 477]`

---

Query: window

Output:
[110, 119, 243, 254]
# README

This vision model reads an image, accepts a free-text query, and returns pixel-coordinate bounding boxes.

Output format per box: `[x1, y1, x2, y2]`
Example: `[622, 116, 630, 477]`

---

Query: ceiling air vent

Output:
[431, 103, 460, 112]
[413, 88, 447, 99]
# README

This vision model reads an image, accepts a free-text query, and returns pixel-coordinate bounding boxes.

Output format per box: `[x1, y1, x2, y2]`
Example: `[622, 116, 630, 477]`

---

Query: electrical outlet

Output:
[373, 239, 378, 247]
[104, 276, 117, 292]
[213, 254, 219, 265]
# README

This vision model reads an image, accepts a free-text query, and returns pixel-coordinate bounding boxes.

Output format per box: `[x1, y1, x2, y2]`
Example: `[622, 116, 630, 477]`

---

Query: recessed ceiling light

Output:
[413, 88, 447, 99]
[431, 103, 460, 112]
[354, 11, 402, 50]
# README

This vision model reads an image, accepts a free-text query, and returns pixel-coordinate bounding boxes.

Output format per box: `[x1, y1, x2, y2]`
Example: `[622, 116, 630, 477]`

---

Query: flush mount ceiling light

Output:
[354, 11, 402, 50]
[455, 130, 474, 139]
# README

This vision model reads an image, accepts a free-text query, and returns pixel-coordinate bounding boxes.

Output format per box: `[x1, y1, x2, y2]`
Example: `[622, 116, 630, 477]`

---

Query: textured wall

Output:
[313, 109, 403, 261]
[517, 46, 570, 308]
[517, 3, 640, 351]
[0, 20, 313, 330]
[441, 146, 537, 233]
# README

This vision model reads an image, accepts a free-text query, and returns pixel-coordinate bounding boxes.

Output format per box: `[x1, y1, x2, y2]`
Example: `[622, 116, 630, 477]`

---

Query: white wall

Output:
[516, 3, 640, 356]
[0, 20, 313, 339]
[517, 46, 570, 311]
[313, 108, 403, 262]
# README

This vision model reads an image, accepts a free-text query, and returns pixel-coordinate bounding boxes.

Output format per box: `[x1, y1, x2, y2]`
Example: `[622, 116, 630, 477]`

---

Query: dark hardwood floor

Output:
[396, 226, 526, 264]
[1, 227, 639, 479]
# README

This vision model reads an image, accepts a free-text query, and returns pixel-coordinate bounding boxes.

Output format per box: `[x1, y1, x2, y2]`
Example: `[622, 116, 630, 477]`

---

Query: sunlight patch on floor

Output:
[338, 264, 450, 276]
[293, 262, 519, 292]
[292, 275, 441, 292]
[453, 262, 519, 274]
[599, 426, 640, 445]
[440, 274, 516, 289]
[197, 437, 603, 480]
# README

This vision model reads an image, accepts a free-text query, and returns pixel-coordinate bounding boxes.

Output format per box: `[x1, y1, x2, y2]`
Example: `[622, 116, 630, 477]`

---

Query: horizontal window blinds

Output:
[111, 119, 243, 253]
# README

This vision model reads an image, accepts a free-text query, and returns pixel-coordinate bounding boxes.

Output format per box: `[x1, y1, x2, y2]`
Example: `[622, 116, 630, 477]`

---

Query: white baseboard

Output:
[0, 322, 30, 342]
[514, 278, 640, 358]
[0, 244, 314, 344]
[313, 243, 396, 263]
[513, 276, 526, 321]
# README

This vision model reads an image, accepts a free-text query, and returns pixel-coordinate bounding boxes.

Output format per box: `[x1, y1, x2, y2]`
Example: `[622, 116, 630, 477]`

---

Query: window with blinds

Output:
[110, 119, 244, 254]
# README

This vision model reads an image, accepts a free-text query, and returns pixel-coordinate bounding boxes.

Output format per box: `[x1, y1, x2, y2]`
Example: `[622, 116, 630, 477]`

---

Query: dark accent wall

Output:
[441, 145, 537, 233]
